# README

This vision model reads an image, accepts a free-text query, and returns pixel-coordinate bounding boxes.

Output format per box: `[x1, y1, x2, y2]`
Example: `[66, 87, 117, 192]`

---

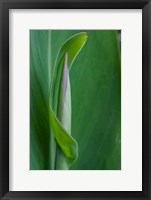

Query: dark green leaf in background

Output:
[30, 31, 51, 169]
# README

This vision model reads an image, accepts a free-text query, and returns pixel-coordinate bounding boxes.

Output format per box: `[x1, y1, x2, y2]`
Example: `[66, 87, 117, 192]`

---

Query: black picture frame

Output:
[0, 0, 150, 199]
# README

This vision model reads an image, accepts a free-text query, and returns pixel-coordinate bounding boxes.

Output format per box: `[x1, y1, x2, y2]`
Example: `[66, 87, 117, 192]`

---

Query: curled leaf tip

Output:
[81, 32, 88, 40]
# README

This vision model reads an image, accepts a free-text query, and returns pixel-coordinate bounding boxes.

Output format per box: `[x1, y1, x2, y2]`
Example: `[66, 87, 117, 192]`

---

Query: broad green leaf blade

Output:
[30, 30, 52, 169]
[50, 30, 121, 170]
[49, 105, 78, 166]
[70, 30, 121, 170]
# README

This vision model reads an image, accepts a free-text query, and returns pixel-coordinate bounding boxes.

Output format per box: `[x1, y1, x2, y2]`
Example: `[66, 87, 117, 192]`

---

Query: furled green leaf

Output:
[49, 104, 78, 167]
[50, 34, 88, 169]
[50, 32, 88, 114]
[55, 52, 72, 169]
[58, 52, 71, 133]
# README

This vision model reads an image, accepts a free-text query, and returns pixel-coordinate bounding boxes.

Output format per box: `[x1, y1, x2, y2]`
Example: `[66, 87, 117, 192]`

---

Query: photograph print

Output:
[30, 30, 121, 170]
